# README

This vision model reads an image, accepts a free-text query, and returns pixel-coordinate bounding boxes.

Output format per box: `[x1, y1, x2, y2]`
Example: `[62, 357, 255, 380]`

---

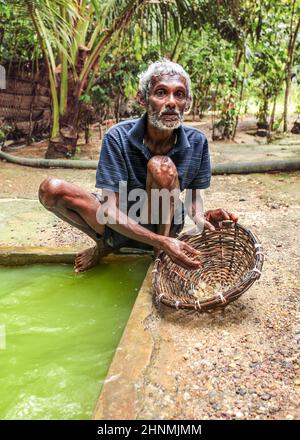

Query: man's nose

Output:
[165, 93, 176, 108]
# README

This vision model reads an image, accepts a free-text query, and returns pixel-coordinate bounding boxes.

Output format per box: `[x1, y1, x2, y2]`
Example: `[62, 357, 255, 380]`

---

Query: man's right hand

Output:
[159, 236, 202, 270]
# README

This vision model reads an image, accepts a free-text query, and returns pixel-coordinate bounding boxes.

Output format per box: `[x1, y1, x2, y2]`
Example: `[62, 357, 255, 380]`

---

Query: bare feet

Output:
[74, 241, 112, 273]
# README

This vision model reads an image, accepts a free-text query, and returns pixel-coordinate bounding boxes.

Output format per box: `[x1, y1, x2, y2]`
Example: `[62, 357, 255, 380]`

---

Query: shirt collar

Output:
[128, 112, 191, 158]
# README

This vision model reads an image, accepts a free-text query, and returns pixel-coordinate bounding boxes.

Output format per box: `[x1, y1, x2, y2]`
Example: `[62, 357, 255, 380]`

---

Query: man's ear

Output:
[136, 91, 147, 107]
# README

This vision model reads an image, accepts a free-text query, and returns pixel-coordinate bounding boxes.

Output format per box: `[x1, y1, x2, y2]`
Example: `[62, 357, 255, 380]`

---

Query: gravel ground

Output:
[0, 135, 299, 419]
[137, 171, 300, 420]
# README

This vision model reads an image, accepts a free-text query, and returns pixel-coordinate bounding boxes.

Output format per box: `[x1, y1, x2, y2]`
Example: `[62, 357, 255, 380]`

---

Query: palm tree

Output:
[11, 0, 198, 158]
[283, 0, 300, 132]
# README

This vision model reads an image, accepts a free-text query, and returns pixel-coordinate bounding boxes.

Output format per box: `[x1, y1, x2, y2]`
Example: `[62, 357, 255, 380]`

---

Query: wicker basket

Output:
[152, 221, 264, 312]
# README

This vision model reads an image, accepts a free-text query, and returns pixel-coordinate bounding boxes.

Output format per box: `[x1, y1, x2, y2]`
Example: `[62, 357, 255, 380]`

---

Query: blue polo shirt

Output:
[96, 113, 211, 194]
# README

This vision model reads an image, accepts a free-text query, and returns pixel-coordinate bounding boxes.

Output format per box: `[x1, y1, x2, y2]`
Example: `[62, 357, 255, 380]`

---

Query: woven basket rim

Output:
[152, 221, 264, 312]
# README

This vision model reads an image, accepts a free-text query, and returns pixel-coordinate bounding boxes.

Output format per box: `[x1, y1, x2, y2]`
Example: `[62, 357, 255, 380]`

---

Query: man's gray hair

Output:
[138, 58, 192, 101]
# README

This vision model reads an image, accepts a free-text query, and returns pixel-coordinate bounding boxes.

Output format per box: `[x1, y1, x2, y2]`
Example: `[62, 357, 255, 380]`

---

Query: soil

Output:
[3, 114, 299, 161]
[0, 116, 299, 419]
[138, 170, 300, 420]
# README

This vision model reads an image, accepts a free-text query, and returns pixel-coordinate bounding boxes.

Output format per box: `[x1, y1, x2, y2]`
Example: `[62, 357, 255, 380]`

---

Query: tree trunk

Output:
[45, 46, 89, 158]
[268, 91, 278, 141]
[199, 86, 209, 118]
[283, 65, 292, 133]
[45, 1, 149, 158]
[45, 111, 79, 158]
[45, 71, 80, 158]
[232, 51, 247, 140]
[191, 99, 196, 121]
[45, 99, 88, 159]
[115, 91, 121, 123]
[283, 7, 300, 132]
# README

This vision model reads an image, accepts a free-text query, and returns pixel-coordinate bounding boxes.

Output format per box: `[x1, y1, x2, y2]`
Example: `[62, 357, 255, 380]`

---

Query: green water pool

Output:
[0, 257, 150, 420]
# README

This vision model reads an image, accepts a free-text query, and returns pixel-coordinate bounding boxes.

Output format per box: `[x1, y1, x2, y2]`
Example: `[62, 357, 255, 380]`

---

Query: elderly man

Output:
[39, 59, 237, 272]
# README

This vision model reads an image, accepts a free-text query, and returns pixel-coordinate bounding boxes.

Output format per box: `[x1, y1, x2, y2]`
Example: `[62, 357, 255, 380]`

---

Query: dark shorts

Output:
[91, 192, 185, 251]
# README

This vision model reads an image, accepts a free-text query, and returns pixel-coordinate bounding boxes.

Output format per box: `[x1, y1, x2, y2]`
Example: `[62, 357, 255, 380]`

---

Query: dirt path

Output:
[3, 114, 299, 161]
[0, 136, 299, 419]
[137, 171, 300, 420]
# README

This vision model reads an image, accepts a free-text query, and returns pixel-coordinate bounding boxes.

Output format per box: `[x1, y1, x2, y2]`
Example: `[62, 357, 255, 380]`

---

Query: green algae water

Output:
[0, 256, 150, 420]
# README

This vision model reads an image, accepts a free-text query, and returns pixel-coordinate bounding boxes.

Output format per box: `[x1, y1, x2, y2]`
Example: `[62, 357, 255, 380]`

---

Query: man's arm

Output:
[96, 132, 201, 269]
[98, 190, 202, 270]
[186, 189, 238, 232]
[185, 188, 208, 232]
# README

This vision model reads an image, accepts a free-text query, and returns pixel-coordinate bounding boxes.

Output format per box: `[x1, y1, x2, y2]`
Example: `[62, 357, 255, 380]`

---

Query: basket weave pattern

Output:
[152, 221, 264, 312]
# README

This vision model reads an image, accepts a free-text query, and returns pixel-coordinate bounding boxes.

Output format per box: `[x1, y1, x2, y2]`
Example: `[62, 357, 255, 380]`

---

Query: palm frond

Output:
[6, 0, 80, 65]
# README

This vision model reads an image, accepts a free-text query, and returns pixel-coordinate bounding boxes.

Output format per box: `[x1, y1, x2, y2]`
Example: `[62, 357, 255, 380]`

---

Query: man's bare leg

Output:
[51, 207, 110, 272]
[140, 156, 181, 256]
[38, 177, 112, 272]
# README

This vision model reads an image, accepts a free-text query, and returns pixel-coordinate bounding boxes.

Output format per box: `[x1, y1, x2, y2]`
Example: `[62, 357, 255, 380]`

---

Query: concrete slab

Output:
[0, 198, 93, 250]
[0, 246, 77, 265]
[93, 264, 154, 420]
[1, 162, 299, 420]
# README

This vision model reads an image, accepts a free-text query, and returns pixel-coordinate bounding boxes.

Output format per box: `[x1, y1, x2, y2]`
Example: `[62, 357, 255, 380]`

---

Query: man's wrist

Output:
[152, 234, 168, 250]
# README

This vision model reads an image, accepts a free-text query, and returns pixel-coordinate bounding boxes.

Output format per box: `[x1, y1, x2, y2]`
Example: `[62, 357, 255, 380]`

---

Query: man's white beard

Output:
[147, 105, 184, 130]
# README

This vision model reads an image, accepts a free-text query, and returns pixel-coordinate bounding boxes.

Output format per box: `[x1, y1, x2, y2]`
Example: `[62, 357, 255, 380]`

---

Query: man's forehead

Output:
[149, 73, 187, 89]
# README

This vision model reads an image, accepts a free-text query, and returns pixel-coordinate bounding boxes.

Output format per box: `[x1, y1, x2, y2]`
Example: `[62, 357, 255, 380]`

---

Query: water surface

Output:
[0, 257, 150, 419]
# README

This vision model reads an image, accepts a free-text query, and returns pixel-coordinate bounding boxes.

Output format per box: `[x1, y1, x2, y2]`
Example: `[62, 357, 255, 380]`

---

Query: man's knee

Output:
[147, 155, 178, 189]
[38, 177, 66, 209]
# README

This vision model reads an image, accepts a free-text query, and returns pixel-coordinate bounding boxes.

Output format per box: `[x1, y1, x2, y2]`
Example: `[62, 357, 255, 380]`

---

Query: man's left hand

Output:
[204, 208, 238, 231]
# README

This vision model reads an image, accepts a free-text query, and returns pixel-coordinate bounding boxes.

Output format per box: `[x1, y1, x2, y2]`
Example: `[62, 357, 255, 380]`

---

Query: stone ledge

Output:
[0, 246, 78, 265]
[93, 263, 154, 420]
[0, 246, 154, 266]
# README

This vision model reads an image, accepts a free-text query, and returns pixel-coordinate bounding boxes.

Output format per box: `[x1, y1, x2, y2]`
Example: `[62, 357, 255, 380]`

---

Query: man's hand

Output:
[160, 236, 202, 270]
[204, 208, 238, 231]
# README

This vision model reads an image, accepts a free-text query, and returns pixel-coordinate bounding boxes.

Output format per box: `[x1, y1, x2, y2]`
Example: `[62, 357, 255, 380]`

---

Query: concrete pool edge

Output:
[0, 246, 78, 265]
[0, 246, 153, 266]
[92, 263, 154, 420]
[0, 246, 155, 419]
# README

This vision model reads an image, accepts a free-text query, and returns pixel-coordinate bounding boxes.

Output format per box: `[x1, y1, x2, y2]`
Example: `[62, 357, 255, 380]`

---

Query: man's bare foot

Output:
[74, 241, 112, 273]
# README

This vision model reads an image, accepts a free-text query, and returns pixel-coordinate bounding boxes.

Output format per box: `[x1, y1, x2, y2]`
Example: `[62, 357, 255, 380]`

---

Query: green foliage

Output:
[0, 121, 11, 145]
[1, 0, 299, 139]
[296, 86, 300, 116]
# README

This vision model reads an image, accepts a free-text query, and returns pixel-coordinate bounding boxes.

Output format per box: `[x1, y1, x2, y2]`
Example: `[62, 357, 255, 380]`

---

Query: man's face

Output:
[146, 74, 189, 130]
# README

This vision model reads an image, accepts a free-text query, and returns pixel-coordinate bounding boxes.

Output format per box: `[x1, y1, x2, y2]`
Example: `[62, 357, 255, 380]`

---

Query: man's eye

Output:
[156, 90, 166, 97]
[176, 91, 185, 99]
